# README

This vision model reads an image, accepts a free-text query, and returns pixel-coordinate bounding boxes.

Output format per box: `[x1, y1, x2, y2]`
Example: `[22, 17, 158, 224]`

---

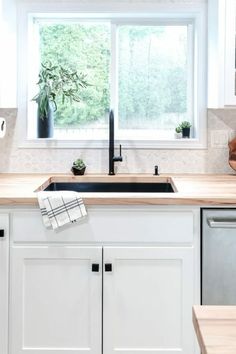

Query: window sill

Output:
[19, 138, 207, 150]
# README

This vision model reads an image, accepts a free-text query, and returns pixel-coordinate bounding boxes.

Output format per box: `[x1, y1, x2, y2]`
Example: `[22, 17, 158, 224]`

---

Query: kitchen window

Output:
[20, 7, 206, 148]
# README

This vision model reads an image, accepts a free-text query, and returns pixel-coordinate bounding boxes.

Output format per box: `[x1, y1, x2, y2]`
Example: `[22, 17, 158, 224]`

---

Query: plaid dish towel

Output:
[37, 191, 87, 230]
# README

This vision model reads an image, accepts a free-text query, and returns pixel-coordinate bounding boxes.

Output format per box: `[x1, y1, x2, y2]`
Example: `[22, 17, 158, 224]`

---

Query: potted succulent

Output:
[175, 126, 182, 139]
[32, 62, 88, 138]
[71, 159, 86, 175]
[180, 121, 192, 138]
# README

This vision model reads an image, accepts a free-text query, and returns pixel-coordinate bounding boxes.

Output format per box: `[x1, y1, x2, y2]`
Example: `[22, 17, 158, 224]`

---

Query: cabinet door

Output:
[103, 247, 194, 354]
[224, 0, 236, 105]
[10, 246, 102, 354]
[0, 214, 9, 354]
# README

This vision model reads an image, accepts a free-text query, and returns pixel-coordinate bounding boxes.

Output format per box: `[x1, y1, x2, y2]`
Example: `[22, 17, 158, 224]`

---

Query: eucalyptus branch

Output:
[32, 61, 89, 118]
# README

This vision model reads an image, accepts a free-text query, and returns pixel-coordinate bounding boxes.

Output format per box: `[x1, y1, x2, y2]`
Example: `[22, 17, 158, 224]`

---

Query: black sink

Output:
[44, 182, 175, 193]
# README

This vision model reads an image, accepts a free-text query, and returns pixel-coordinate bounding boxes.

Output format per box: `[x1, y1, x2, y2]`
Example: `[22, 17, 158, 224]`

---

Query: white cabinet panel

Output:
[208, 0, 236, 107]
[103, 247, 194, 354]
[11, 207, 195, 244]
[224, 0, 236, 105]
[0, 0, 17, 108]
[0, 214, 9, 354]
[10, 246, 102, 354]
[8, 207, 199, 354]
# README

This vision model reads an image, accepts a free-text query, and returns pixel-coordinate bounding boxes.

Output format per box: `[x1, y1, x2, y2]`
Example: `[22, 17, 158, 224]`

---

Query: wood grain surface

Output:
[193, 306, 236, 354]
[0, 173, 236, 205]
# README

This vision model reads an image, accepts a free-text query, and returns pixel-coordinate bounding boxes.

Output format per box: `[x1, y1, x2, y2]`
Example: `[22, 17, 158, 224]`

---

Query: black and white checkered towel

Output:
[37, 191, 87, 230]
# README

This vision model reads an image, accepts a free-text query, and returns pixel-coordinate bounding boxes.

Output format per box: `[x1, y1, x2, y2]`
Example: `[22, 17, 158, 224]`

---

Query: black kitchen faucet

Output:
[108, 110, 123, 175]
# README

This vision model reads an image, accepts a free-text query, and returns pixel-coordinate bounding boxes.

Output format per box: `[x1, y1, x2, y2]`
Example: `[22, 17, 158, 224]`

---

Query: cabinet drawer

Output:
[11, 207, 196, 244]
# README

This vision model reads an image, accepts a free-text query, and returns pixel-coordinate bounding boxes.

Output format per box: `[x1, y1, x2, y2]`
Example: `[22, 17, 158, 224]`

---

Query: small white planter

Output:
[175, 132, 182, 139]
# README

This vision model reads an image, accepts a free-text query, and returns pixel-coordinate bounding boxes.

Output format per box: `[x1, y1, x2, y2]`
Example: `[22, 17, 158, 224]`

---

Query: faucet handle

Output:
[119, 144, 122, 157]
[113, 144, 123, 163]
[113, 145, 123, 162]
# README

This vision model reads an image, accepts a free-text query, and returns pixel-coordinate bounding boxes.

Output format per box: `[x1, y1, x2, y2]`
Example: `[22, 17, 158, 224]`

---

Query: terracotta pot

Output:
[229, 137, 236, 171]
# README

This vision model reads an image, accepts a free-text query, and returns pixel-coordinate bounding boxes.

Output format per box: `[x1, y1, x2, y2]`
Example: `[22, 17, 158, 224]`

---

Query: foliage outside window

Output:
[118, 25, 189, 133]
[29, 18, 194, 141]
[39, 22, 110, 134]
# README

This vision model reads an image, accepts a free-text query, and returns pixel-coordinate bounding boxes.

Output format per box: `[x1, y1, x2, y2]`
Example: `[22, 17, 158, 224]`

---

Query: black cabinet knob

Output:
[105, 263, 112, 272]
[0, 229, 4, 237]
[92, 263, 99, 272]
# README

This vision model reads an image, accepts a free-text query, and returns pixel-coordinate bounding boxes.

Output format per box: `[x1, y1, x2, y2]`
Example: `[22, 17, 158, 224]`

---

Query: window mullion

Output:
[187, 23, 194, 138]
[110, 23, 119, 135]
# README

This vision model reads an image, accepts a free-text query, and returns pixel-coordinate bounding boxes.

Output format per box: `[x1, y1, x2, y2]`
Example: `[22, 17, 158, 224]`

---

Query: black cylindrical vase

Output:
[37, 104, 54, 138]
[182, 127, 190, 138]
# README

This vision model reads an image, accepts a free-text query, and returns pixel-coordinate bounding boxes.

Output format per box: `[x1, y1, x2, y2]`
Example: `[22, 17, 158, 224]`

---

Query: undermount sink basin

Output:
[44, 181, 175, 193]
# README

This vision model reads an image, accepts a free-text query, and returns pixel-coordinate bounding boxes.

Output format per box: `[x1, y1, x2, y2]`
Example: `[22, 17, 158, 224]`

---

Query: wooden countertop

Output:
[193, 306, 236, 354]
[0, 173, 236, 205]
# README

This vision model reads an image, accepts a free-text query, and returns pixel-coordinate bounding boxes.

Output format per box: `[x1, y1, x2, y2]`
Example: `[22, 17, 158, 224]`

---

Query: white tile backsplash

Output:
[0, 108, 234, 174]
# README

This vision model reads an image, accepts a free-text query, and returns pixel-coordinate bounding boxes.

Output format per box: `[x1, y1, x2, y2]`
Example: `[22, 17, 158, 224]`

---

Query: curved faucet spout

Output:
[108, 110, 122, 175]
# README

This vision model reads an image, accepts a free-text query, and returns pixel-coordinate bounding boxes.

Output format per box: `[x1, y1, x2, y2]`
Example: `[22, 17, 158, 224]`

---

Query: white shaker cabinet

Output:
[224, 0, 236, 105]
[0, 0, 17, 108]
[9, 206, 200, 354]
[103, 247, 195, 354]
[208, 0, 236, 107]
[0, 214, 9, 354]
[9, 246, 102, 354]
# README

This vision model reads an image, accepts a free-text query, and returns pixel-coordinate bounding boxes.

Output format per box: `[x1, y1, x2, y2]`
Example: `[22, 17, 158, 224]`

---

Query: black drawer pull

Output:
[0, 229, 4, 237]
[92, 263, 99, 272]
[105, 263, 112, 272]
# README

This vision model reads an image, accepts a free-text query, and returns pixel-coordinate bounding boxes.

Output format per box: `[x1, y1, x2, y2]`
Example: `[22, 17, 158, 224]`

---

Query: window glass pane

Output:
[118, 25, 189, 132]
[39, 22, 110, 130]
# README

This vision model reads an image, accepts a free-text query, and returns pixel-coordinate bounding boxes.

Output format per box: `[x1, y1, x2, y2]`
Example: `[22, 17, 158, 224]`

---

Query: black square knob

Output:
[105, 263, 112, 272]
[0, 229, 4, 237]
[92, 263, 99, 272]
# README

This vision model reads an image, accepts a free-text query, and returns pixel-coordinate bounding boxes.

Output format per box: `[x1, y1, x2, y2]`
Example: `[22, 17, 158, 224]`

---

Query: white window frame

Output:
[111, 19, 194, 141]
[17, 1, 207, 149]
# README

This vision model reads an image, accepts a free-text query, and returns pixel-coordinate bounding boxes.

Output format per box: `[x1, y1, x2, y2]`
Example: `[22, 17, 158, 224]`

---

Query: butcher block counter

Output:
[0, 173, 236, 205]
[193, 306, 236, 354]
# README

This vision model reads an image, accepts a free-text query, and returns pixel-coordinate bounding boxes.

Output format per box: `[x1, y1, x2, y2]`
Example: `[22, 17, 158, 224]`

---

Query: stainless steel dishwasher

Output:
[202, 209, 236, 305]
